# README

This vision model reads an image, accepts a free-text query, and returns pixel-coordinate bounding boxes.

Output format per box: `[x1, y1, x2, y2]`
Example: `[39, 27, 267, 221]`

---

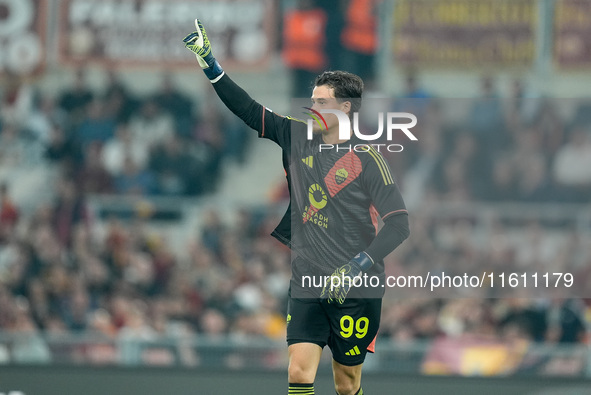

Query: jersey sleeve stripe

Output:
[366, 148, 386, 183]
[373, 148, 395, 185]
[368, 147, 394, 185]
[261, 107, 266, 137]
[286, 116, 307, 124]
[367, 147, 394, 185]
[382, 209, 408, 220]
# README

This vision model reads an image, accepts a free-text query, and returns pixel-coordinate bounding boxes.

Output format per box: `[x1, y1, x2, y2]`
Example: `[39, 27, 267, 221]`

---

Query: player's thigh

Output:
[325, 298, 382, 367]
[286, 294, 330, 382]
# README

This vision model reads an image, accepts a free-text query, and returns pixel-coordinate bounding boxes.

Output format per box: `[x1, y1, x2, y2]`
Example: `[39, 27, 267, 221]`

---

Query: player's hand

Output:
[321, 252, 374, 304]
[183, 19, 224, 80]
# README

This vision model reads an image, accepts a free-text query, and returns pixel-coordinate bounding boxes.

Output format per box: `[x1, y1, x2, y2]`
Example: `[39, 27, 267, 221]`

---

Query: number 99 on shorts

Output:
[340, 315, 369, 339]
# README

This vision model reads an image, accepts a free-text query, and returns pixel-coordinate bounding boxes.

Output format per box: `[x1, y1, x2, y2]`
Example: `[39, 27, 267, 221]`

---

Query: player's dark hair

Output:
[314, 70, 363, 117]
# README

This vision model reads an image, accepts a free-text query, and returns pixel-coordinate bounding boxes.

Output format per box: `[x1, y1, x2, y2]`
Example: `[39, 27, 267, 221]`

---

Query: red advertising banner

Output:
[393, 0, 537, 68]
[554, 0, 591, 69]
[0, 0, 47, 75]
[58, 0, 275, 69]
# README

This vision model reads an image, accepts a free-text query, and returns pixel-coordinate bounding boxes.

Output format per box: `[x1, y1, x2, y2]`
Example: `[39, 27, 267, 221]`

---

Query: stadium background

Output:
[1, 0, 591, 393]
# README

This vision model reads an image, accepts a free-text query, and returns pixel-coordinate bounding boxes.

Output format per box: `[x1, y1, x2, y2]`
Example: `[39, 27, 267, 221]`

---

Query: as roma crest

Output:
[335, 168, 349, 185]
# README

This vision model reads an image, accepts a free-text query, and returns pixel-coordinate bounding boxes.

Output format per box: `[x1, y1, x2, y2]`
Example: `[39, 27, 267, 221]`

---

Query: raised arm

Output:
[183, 19, 299, 149]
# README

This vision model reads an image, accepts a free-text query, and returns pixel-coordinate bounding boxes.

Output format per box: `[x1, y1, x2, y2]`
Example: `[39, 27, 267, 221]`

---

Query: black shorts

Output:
[286, 287, 382, 366]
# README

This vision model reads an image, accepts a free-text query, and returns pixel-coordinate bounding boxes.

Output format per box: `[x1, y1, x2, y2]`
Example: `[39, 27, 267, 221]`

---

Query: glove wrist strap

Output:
[203, 59, 224, 80]
[352, 251, 374, 272]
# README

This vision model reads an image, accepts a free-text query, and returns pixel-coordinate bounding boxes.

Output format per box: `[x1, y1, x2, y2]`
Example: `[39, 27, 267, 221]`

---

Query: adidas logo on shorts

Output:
[345, 345, 361, 356]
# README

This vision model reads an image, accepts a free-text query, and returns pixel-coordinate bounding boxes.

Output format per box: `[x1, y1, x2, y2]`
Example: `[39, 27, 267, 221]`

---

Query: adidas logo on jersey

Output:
[302, 156, 313, 168]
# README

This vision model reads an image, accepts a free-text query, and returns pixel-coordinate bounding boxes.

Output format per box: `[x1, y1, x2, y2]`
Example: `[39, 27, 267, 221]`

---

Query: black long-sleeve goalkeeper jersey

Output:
[213, 74, 409, 280]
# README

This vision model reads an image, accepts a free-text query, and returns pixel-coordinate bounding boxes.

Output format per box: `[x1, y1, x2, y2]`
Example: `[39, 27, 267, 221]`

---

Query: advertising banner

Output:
[554, 0, 591, 69]
[0, 0, 47, 75]
[58, 0, 275, 69]
[393, 0, 537, 67]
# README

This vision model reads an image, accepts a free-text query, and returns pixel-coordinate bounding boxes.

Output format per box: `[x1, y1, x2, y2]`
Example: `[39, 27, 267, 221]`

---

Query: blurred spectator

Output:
[339, 0, 379, 82]
[466, 75, 508, 151]
[516, 155, 554, 202]
[153, 73, 195, 139]
[148, 134, 202, 196]
[10, 301, 51, 363]
[0, 239, 28, 296]
[193, 104, 225, 192]
[430, 157, 472, 201]
[62, 278, 92, 331]
[318, 0, 346, 71]
[25, 95, 67, 145]
[451, 132, 489, 199]
[27, 279, 51, 330]
[220, 112, 250, 165]
[200, 210, 224, 258]
[58, 69, 94, 125]
[84, 309, 119, 364]
[74, 99, 117, 150]
[128, 99, 174, 150]
[103, 70, 138, 123]
[52, 178, 89, 248]
[282, 0, 328, 97]
[45, 122, 82, 167]
[552, 126, 591, 201]
[0, 183, 19, 243]
[394, 71, 434, 117]
[545, 299, 586, 343]
[114, 157, 156, 196]
[118, 301, 159, 365]
[569, 100, 591, 129]
[1, 73, 34, 129]
[0, 123, 26, 166]
[499, 299, 547, 342]
[532, 98, 566, 157]
[75, 142, 113, 194]
[268, 177, 289, 204]
[101, 123, 149, 177]
[88, 309, 117, 337]
[148, 236, 176, 296]
[118, 302, 155, 340]
[200, 308, 228, 337]
[485, 156, 517, 201]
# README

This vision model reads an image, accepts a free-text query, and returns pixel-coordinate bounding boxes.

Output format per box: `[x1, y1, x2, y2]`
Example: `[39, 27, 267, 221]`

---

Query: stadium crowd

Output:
[0, 66, 590, 368]
[1, 69, 249, 197]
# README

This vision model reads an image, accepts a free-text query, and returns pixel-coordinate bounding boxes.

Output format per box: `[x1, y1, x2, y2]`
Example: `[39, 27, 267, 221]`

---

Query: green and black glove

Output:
[321, 251, 374, 304]
[183, 19, 224, 81]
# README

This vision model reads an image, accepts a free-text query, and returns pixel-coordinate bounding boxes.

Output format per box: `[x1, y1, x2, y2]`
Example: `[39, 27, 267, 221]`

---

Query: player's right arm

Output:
[183, 19, 300, 150]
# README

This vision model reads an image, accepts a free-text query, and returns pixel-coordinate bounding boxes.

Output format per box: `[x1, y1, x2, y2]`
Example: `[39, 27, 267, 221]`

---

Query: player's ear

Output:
[340, 100, 352, 117]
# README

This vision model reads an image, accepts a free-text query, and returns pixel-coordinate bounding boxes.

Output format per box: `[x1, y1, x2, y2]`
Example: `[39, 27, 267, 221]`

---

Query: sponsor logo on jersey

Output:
[308, 183, 327, 210]
[302, 183, 329, 229]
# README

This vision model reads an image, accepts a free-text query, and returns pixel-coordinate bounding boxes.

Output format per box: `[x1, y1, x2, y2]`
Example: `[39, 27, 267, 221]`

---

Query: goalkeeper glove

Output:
[183, 19, 224, 81]
[321, 251, 374, 304]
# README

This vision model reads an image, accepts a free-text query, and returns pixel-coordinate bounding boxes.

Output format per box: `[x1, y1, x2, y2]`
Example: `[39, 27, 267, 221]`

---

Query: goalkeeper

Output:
[184, 20, 409, 395]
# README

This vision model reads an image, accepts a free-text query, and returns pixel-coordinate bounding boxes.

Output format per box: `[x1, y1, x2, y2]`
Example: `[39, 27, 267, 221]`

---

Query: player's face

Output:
[310, 85, 351, 133]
